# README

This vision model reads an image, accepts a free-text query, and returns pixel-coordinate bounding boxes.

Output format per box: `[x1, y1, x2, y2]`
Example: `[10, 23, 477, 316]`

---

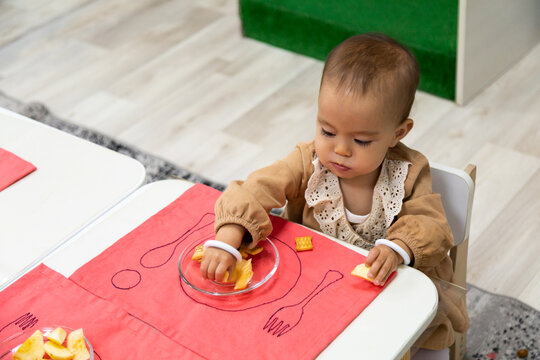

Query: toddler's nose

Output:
[334, 141, 352, 157]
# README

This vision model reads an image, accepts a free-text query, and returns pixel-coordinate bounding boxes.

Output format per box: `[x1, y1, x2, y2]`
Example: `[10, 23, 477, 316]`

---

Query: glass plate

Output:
[178, 238, 279, 296]
[0, 326, 93, 359]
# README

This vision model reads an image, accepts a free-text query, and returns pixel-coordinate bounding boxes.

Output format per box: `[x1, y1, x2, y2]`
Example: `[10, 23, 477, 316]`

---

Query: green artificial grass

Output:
[240, 0, 458, 100]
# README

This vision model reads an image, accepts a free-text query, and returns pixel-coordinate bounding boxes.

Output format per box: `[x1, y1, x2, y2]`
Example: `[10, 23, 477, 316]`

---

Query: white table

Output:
[43, 180, 438, 360]
[0, 107, 145, 290]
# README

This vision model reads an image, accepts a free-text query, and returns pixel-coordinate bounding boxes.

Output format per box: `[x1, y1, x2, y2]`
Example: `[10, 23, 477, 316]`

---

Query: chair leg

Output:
[450, 238, 469, 360]
[448, 164, 475, 360]
[400, 349, 411, 360]
[450, 237, 469, 288]
[450, 332, 466, 360]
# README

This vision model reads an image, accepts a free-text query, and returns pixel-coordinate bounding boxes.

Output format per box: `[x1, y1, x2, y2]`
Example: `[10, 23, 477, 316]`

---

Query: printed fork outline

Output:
[0, 312, 39, 334]
[263, 270, 343, 337]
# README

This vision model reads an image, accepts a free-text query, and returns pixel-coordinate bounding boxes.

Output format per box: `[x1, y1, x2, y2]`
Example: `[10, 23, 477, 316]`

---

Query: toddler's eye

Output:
[321, 128, 335, 137]
[354, 139, 372, 146]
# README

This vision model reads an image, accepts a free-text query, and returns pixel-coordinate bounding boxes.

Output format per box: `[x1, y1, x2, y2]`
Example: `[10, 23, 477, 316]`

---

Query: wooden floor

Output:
[1, 0, 539, 309]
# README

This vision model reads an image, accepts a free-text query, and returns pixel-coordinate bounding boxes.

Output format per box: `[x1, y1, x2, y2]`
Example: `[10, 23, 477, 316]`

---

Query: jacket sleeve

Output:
[385, 153, 454, 269]
[214, 143, 311, 245]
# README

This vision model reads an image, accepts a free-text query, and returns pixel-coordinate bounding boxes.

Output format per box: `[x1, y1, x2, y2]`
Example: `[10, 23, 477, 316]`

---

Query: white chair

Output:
[430, 163, 476, 360]
[401, 163, 476, 360]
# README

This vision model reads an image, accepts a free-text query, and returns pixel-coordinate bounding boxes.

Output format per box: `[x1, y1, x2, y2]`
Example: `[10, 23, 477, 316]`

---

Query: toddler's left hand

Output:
[365, 245, 402, 286]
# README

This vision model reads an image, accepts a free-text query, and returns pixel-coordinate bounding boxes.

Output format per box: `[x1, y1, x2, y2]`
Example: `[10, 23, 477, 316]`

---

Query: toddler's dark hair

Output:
[321, 33, 420, 122]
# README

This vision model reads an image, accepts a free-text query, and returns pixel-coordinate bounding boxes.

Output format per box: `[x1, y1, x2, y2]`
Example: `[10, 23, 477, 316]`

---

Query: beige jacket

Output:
[215, 141, 470, 350]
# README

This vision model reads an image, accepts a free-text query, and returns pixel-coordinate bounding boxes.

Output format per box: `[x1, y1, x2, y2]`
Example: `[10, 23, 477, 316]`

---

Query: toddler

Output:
[200, 33, 469, 357]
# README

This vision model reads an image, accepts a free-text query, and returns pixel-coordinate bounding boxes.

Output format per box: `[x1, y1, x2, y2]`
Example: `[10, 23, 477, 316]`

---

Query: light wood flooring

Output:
[1, 0, 539, 309]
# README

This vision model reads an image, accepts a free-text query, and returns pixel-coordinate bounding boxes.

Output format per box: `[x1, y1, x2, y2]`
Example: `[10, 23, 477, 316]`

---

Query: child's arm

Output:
[214, 143, 312, 245]
[384, 151, 453, 270]
[364, 149, 453, 285]
[202, 142, 313, 281]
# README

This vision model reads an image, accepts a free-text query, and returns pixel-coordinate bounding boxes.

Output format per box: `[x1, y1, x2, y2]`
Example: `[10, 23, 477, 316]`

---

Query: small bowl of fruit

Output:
[0, 326, 93, 360]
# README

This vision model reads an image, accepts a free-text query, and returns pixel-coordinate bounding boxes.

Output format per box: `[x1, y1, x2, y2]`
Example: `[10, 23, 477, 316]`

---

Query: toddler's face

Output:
[315, 82, 410, 182]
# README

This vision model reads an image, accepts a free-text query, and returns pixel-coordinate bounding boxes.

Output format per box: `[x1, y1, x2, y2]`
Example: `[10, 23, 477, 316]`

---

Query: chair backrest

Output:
[430, 163, 475, 246]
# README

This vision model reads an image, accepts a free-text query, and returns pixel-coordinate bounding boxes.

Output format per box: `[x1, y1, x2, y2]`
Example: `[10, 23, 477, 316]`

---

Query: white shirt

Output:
[345, 208, 370, 225]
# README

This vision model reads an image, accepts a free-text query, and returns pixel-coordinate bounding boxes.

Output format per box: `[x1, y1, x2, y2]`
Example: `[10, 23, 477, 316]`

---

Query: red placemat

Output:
[0, 264, 203, 359]
[0, 148, 36, 191]
[70, 184, 394, 360]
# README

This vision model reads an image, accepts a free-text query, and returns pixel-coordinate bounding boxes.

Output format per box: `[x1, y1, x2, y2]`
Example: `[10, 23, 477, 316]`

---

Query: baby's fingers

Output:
[365, 247, 380, 267]
[200, 249, 219, 279]
[214, 262, 230, 283]
[204, 258, 219, 280]
[200, 260, 210, 279]
[366, 260, 384, 283]
[201, 247, 236, 281]
[374, 257, 394, 286]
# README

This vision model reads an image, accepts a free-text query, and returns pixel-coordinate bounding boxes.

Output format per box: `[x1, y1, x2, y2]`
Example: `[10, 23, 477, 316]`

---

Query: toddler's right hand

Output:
[200, 224, 246, 281]
[200, 246, 236, 281]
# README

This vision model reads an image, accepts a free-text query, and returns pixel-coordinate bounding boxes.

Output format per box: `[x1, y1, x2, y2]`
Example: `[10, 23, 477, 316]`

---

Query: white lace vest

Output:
[305, 157, 411, 249]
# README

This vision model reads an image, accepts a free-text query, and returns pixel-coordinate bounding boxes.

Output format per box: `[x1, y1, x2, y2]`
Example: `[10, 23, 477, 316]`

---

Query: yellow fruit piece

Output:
[46, 327, 67, 346]
[214, 259, 254, 289]
[66, 329, 90, 360]
[351, 263, 374, 282]
[226, 259, 242, 283]
[191, 244, 205, 261]
[239, 249, 249, 259]
[72, 348, 90, 360]
[243, 245, 264, 256]
[234, 259, 253, 290]
[43, 341, 73, 360]
[13, 330, 45, 360]
[295, 236, 313, 251]
[231, 259, 245, 282]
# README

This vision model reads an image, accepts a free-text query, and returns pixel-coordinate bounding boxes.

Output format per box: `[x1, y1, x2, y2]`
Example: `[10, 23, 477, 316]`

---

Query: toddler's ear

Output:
[391, 118, 414, 146]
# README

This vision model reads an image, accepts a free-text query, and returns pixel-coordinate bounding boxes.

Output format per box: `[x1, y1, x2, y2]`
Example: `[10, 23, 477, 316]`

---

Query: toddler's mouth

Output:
[331, 162, 350, 172]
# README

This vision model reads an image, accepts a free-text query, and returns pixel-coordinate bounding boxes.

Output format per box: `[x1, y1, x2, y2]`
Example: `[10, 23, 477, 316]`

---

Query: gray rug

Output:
[1, 91, 538, 359]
